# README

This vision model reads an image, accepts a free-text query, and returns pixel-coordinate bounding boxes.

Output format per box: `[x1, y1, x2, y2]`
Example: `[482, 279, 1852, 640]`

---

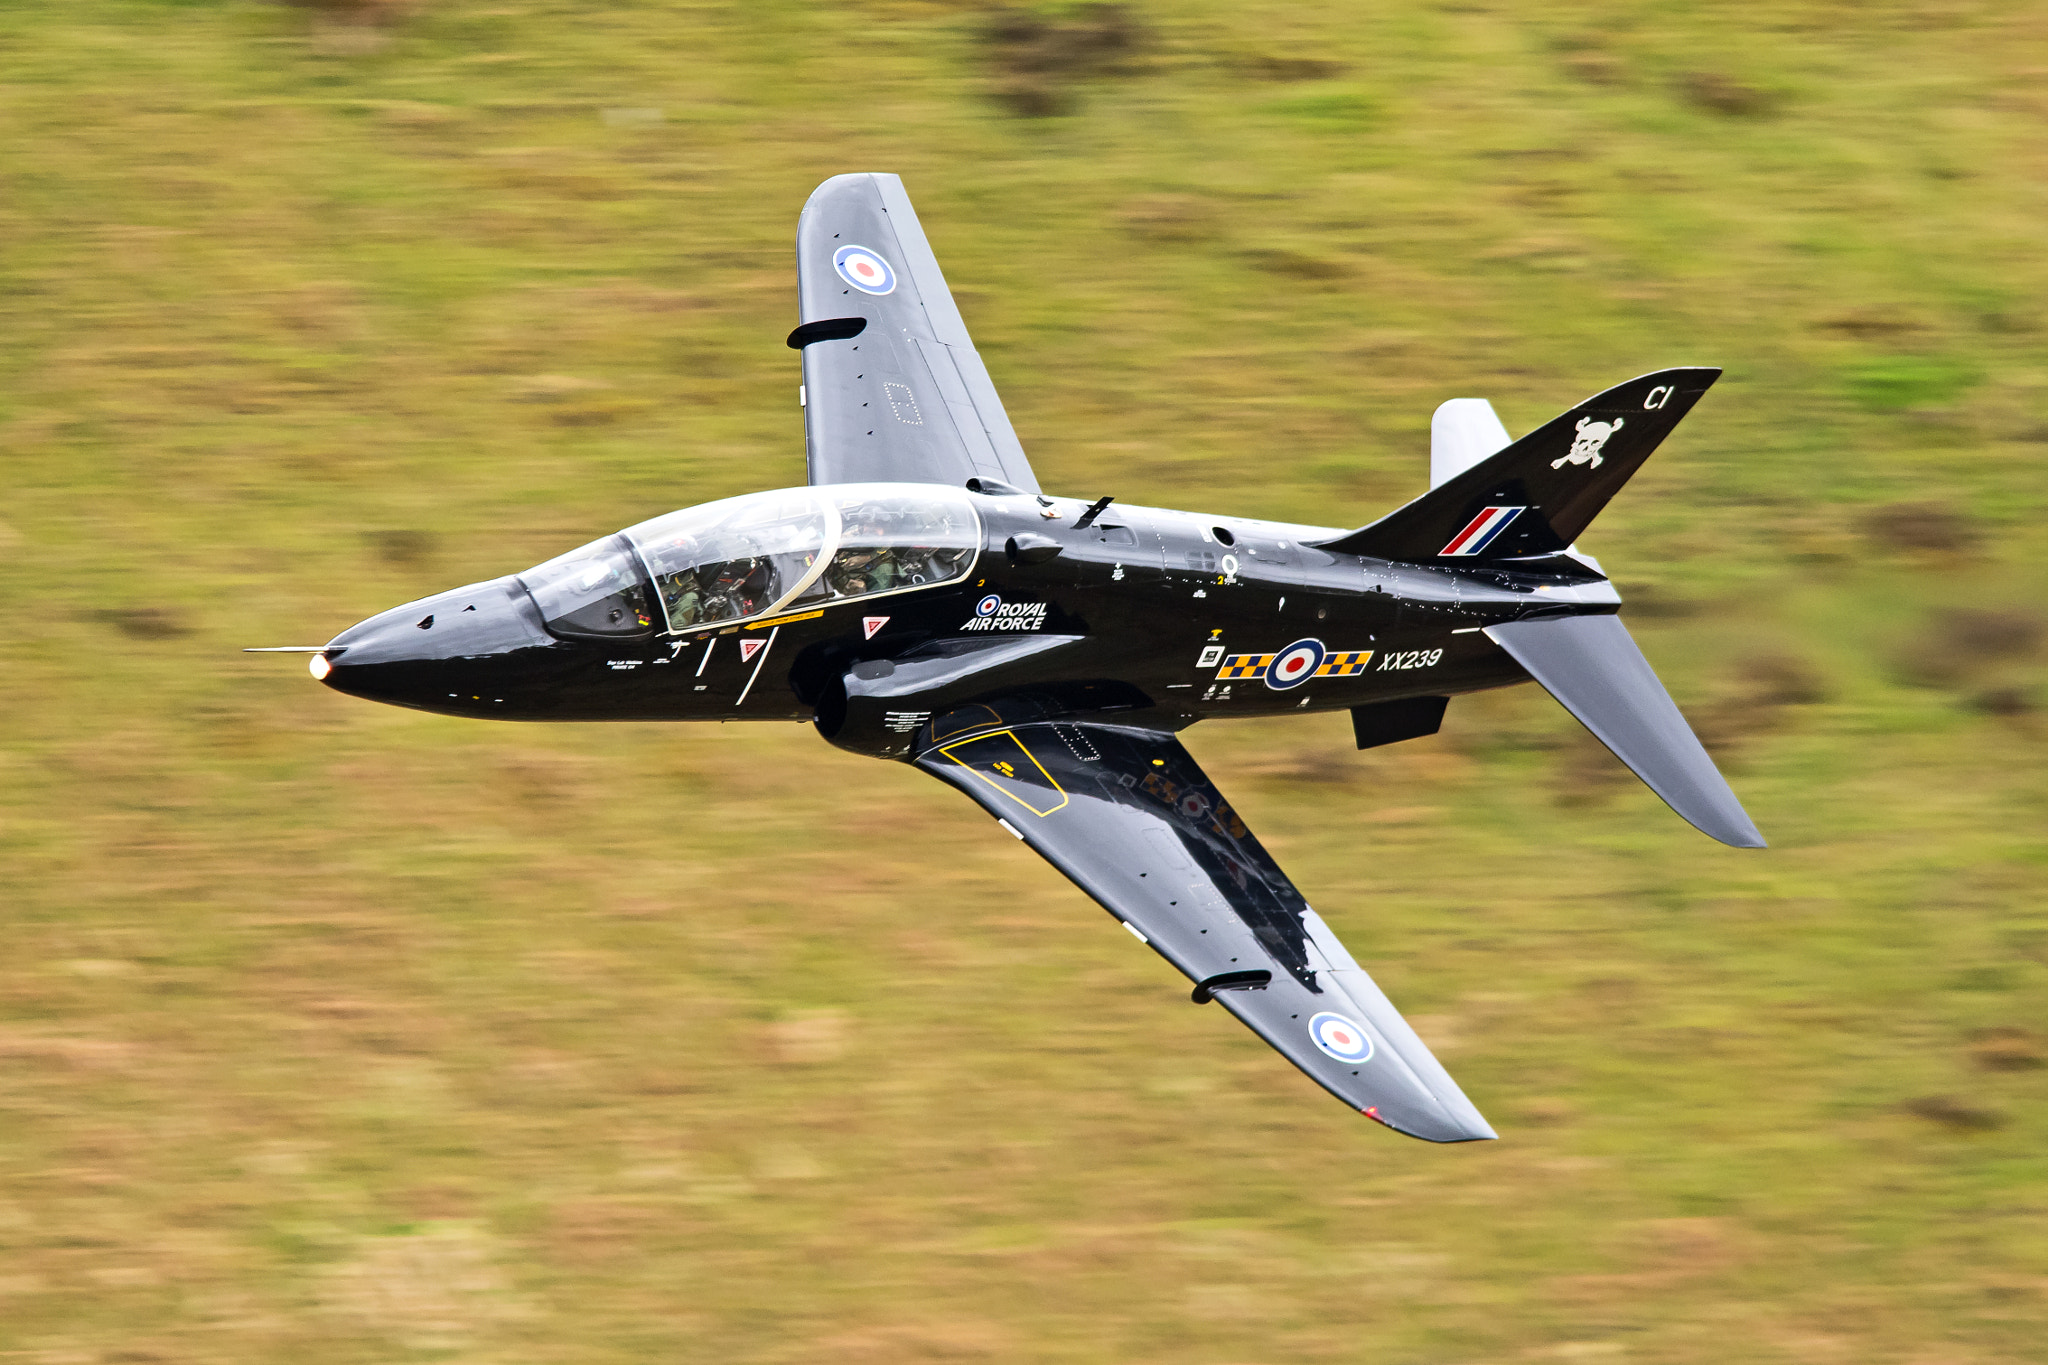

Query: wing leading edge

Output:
[796, 174, 1039, 492]
[914, 720, 1494, 1142]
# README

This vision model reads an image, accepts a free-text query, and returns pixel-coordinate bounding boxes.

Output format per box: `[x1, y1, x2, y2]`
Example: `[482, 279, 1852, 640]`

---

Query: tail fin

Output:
[1485, 613, 1764, 848]
[1315, 368, 1720, 561]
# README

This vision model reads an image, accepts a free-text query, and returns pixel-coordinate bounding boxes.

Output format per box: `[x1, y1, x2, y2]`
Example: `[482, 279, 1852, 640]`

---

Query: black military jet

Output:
[258, 174, 1762, 1143]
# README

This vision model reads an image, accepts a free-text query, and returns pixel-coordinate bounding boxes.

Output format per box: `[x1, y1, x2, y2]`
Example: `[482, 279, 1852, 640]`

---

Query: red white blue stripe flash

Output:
[1438, 505, 1524, 557]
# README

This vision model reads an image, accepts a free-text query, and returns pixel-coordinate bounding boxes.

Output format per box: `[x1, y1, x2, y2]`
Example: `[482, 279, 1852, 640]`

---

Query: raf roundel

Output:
[976, 594, 1002, 617]
[833, 244, 897, 296]
[1265, 638, 1327, 691]
[1309, 1012, 1374, 1065]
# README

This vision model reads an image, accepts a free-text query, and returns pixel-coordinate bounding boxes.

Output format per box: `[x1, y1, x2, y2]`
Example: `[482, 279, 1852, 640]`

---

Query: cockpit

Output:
[517, 483, 983, 641]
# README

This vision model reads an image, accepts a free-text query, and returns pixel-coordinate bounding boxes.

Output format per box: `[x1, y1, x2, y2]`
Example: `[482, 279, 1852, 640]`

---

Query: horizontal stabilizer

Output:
[1430, 398, 1512, 489]
[1316, 368, 1720, 561]
[1485, 614, 1764, 848]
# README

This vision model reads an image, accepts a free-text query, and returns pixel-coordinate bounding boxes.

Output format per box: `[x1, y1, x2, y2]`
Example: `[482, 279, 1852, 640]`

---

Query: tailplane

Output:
[1486, 613, 1764, 848]
[1429, 397, 1511, 489]
[1314, 368, 1720, 562]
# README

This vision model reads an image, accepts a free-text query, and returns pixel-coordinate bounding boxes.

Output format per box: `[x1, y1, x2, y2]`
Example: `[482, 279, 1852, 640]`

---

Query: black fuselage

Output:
[318, 491, 1617, 748]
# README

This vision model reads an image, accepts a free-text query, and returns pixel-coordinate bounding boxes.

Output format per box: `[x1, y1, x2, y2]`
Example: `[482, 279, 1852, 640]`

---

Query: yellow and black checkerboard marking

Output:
[1216, 652, 1276, 679]
[1215, 649, 1373, 680]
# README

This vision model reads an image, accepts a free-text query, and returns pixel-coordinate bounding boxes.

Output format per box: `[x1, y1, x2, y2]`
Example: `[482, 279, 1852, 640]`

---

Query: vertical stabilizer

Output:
[1314, 368, 1719, 561]
[1431, 398, 1512, 489]
[1485, 613, 1764, 848]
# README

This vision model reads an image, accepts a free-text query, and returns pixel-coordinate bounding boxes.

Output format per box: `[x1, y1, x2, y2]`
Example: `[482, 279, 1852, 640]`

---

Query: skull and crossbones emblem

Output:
[1552, 415, 1623, 470]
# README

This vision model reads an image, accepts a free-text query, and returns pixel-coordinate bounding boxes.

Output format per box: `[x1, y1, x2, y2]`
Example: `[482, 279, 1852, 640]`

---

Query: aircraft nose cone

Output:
[320, 577, 551, 713]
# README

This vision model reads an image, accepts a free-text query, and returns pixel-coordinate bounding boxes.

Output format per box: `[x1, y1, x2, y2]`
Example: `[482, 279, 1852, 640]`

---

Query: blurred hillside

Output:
[2, 2, 2045, 1361]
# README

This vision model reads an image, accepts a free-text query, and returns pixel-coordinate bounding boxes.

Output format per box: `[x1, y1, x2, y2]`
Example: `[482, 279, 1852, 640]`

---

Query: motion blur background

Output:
[4, 1, 2046, 1360]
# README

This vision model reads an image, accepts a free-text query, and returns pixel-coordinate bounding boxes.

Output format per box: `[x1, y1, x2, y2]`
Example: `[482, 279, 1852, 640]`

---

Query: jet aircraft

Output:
[257, 174, 1763, 1143]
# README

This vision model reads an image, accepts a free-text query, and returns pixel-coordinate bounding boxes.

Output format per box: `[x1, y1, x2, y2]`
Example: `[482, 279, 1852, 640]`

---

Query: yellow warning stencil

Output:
[938, 729, 1070, 817]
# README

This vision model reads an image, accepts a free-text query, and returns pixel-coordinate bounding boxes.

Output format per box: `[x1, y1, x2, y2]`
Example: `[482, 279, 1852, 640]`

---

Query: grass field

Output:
[4, 2, 2047, 1361]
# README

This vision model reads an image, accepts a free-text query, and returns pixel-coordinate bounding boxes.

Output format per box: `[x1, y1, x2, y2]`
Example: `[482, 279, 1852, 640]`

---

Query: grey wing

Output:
[914, 718, 1494, 1142]
[795, 173, 1039, 492]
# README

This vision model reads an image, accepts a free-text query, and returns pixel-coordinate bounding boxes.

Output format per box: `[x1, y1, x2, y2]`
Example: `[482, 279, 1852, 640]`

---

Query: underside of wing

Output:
[914, 717, 1494, 1142]
[796, 173, 1039, 492]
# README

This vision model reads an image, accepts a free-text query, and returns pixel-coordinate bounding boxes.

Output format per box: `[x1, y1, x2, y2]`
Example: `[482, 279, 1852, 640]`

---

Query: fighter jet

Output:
[256, 174, 1763, 1143]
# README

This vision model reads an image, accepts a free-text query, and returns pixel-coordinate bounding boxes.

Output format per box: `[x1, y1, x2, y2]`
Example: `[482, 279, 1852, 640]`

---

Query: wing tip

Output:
[1363, 1105, 1499, 1143]
[801, 171, 900, 216]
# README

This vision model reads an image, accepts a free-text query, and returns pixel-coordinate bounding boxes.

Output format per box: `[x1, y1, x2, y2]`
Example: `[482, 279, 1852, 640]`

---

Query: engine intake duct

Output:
[814, 634, 1082, 759]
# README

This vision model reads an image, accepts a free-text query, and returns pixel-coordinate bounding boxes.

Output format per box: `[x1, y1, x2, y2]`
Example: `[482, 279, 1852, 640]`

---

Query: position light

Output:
[308, 653, 332, 681]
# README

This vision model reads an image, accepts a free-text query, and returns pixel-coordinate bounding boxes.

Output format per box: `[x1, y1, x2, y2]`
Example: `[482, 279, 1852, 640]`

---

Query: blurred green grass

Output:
[3, 1, 2046, 1361]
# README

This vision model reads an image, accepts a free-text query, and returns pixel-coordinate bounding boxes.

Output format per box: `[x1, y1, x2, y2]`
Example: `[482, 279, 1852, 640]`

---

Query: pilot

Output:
[666, 570, 704, 627]
[831, 545, 899, 596]
[657, 535, 706, 626]
[829, 509, 902, 596]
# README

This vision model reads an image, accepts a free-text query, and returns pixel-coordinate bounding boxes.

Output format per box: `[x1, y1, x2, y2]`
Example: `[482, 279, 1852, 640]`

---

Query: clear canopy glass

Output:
[519, 535, 658, 640]
[518, 484, 983, 642]
[629, 487, 832, 631]
[628, 483, 982, 631]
